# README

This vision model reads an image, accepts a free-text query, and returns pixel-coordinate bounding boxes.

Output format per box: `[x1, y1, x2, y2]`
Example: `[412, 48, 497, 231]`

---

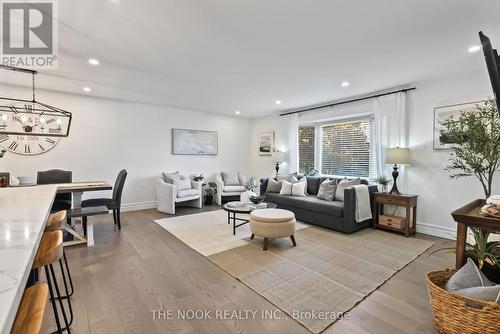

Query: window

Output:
[298, 127, 315, 173]
[297, 118, 375, 178]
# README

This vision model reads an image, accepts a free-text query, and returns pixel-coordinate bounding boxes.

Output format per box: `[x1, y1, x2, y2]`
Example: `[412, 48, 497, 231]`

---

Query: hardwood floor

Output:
[45, 206, 454, 334]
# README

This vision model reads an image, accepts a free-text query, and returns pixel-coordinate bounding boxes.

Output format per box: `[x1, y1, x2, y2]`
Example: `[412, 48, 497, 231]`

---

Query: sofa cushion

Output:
[223, 185, 246, 192]
[222, 172, 240, 185]
[305, 177, 321, 195]
[177, 188, 199, 198]
[264, 193, 344, 217]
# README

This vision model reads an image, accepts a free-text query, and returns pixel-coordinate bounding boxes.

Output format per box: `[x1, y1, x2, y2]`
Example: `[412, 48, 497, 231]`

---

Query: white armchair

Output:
[156, 178, 202, 214]
[215, 172, 247, 205]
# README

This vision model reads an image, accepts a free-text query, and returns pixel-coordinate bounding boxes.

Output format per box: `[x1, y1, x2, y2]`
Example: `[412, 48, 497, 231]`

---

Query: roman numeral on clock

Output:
[25, 145, 30, 154]
[9, 141, 18, 150]
[39, 144, 45, 151]
[46, 138, 55, 144]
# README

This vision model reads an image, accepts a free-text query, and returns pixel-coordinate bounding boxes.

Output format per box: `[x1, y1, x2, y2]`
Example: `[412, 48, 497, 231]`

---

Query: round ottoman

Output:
[249, 208, 296, 250]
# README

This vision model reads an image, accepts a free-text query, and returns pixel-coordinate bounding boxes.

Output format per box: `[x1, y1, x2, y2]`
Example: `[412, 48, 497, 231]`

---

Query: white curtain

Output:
[374, 91, 410, 189]
[286, 113, 300, 173]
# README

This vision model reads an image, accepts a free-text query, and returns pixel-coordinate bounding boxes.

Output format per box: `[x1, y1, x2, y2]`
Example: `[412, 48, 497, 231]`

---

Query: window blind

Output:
[320, 119, 372, 177]
[298, 127, 315, 173]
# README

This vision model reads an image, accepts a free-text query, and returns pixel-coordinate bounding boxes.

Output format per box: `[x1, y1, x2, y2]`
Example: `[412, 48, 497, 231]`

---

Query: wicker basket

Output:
[426, 269, 500, 334]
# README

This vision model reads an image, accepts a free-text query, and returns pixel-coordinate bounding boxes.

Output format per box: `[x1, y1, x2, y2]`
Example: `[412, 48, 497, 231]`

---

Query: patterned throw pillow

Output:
[335, 177, 361, 201]
[173, 175, 192, 190]
[317, 179, 336, 201]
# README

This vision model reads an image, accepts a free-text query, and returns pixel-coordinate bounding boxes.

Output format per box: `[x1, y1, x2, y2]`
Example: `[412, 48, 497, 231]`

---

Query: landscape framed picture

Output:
[172, 129, 218, 155]
[258, 131, 274, 156]
[433, 100, 485, 150]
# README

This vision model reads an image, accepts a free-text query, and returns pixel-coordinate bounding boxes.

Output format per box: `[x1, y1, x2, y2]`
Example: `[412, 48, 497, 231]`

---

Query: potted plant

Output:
[241, 177, 258, 203]
[376, 175, 391, 193]
[441, 99, 500, 281]
[204, 182, 217, 205]
[304, 167, 319, 177]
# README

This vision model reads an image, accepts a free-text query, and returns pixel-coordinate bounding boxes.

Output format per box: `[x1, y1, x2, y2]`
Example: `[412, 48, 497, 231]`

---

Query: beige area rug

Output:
[155, 210, 434, 333]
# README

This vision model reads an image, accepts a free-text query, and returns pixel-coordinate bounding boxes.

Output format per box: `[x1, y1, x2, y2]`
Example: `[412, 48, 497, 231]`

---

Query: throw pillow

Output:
[238, 173, 247, 187]
[335, 177, 361, 202]
[162, 171, 179, 184]
[280, 180, 307, 197]
[454, 285, 500, 304]
[266, 178, 282, 193]
[445, 258, 495, 291]
[173, 175, 192, 190]
[317, 179, 336, 201]
[277, 173, 298, 182]
[221, 172, 240, 185]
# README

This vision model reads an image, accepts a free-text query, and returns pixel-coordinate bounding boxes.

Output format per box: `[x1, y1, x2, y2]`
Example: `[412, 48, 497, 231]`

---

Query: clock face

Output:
[0, 133, 59, 155]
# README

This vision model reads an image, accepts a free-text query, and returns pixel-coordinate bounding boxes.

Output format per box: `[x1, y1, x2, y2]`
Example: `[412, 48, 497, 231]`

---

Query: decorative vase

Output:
[240, 190, 257, 203]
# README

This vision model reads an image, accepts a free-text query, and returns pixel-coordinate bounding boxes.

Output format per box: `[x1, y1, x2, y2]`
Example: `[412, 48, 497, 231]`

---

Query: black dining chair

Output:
[81, 169, 127, 229]
[37, 169, 72, 213]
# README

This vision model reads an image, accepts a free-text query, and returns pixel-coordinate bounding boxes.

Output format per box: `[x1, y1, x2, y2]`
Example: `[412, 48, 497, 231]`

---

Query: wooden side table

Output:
[372, 193, 418, 237]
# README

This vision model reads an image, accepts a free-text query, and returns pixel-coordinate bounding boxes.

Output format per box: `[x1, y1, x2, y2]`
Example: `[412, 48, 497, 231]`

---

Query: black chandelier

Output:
[0, 64, 72, 137]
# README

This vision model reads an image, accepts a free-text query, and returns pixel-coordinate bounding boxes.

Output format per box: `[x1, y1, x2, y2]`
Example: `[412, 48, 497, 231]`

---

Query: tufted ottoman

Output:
[249, 208, 296, 250]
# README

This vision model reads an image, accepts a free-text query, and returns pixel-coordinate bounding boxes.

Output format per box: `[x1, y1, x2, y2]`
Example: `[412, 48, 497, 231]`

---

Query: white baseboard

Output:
[416, 221, 456, 240]
[120, 201, 157, 212]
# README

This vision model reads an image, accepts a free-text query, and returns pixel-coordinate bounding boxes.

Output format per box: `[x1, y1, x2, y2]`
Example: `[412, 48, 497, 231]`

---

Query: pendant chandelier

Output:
[0, 64, 72, 137]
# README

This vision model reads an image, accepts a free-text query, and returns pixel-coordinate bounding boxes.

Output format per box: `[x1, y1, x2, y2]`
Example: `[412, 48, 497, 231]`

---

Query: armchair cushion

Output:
[177, 188, 200, 198]
[172, 175, 192, 190]
[223, 185, 246, 192]
[221, 172, 240, 186]
[162, 171, 179, 184]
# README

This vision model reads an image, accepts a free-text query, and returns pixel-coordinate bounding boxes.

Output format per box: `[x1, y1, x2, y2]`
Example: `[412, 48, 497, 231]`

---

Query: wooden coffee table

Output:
[222, 202, 277, 235]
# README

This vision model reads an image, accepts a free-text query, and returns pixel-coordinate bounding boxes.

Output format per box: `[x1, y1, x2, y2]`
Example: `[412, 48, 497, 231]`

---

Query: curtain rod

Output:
[279, 87, 416, 116]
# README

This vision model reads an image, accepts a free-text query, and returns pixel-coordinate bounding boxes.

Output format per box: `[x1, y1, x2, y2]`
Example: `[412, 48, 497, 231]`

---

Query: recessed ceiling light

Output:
[235, 110, 241, 115]
[275, 100, 282, 105]
[341, 81, 350, 87]
[88, 58, 100, 66]
[468, 45, 481, 53]
[83, 87, 92, 92]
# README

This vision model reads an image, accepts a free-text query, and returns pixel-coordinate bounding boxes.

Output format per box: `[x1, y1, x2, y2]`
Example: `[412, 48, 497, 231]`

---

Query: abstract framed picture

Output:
[172, 129, 218, 155]
[258, 131, 274, 156]
[433, 100, 485, 150]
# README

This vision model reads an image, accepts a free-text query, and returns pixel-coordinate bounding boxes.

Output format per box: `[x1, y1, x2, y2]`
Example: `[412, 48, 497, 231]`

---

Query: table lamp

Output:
[385, 147, 411, 194]
[272, 151, 286, 178]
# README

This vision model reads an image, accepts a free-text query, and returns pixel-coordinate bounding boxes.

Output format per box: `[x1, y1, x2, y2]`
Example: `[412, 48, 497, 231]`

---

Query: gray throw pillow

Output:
[317, 179, 336, 201]
[445, 258, 495, 291]
[335, 177, 361, 202]
[173, 175, 192, 190]
[222, 172, 240, 185]
[454, 285, 500, 304]
[162, 171, 179, 184]
[266, 178, 282, 193]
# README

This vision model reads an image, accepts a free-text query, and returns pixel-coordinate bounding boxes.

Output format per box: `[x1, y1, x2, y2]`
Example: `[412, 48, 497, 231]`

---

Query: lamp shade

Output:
[272, 151, 286, 162]
[385, 147, 411, 165]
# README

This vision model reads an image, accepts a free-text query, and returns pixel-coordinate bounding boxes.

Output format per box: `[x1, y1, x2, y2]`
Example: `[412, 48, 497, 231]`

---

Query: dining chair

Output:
[81, 169, 127, 229]
[37, 169, 72, 213]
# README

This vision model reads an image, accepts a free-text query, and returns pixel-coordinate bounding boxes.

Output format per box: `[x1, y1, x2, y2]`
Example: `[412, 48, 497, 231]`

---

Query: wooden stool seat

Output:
[45, 210, 67, 232]
[33, 231, 63, 269]
[11, 283, 48, 334]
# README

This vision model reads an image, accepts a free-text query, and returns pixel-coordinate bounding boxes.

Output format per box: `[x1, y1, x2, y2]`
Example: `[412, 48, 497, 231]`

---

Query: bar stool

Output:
[33, 230, 72, 334]
[45, 211, 74, 299]
[11, 283, 48, 334]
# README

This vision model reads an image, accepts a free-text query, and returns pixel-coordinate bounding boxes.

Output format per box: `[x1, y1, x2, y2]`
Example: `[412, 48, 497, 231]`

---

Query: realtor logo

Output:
[1, 0, 58, 68]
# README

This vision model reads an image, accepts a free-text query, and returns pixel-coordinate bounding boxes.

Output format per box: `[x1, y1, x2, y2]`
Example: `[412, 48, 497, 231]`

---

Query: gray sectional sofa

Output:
[260, 176, 377, 234]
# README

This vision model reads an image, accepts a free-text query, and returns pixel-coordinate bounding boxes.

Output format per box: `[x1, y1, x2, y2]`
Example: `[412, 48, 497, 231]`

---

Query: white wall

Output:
[0, 85, 252, 210]
[249, 69, 498, 239]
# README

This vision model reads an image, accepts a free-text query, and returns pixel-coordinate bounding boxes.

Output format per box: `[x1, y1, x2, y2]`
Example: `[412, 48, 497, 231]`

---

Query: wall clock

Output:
[0, 65, 72, 156]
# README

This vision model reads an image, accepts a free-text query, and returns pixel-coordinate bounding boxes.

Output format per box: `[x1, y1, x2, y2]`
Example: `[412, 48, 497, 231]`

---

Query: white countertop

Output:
[0, 185, 56, 334]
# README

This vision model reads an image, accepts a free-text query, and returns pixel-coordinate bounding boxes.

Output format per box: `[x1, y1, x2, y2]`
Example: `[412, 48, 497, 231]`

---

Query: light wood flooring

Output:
[44, 206, 454, 334]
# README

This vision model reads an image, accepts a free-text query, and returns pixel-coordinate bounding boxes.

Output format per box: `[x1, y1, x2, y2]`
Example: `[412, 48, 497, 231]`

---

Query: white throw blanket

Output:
[352, 185, 372, 223]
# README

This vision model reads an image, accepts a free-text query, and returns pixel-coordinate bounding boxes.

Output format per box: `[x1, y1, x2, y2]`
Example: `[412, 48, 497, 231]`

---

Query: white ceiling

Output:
[2, 0, 500, 118]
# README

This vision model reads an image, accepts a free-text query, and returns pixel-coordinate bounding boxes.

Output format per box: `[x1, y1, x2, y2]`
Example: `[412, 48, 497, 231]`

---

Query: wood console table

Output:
[372, 193, 418, 237]
[451, 199, 500, 269]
